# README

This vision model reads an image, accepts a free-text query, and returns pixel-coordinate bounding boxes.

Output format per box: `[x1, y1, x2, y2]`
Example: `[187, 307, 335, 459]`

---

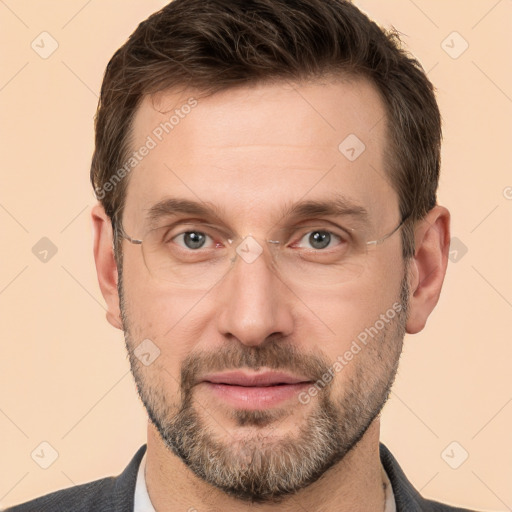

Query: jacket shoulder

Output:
[379, 443, 480, 512]
[3, 476, 117, 512]
[4, 444, 147, 512]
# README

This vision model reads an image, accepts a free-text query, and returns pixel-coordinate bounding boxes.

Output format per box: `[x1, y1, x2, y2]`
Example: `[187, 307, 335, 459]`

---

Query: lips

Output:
[201, 370, 312, 387]
[199, 371, 314, 410]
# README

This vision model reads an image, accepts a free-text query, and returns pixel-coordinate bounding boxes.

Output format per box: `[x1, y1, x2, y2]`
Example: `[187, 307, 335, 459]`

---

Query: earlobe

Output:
[91, 202, 123, 330]
[405, 206, 451, 335]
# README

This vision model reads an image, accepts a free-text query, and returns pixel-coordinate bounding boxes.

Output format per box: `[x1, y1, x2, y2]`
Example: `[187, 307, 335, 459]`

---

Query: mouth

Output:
[199, 370, 313, 409]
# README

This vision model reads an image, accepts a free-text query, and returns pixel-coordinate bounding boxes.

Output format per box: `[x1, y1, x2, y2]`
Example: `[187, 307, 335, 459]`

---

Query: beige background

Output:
[0, 0, 511, 510]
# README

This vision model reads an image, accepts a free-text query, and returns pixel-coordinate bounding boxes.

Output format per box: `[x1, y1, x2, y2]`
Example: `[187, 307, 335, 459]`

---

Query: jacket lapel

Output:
[110, 444, 147, 512]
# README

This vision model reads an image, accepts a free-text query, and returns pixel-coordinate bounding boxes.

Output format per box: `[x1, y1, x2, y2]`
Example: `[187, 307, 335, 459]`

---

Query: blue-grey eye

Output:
[308, 231, 331, 249]
[176, 231, 211, 250]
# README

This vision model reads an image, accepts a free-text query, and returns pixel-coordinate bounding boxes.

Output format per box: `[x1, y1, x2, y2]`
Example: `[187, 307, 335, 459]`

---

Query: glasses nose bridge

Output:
[228, 233, 283, 271]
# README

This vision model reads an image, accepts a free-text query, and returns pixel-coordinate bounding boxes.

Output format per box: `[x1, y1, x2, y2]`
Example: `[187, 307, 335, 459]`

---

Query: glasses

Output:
[115, 213, 410, 290]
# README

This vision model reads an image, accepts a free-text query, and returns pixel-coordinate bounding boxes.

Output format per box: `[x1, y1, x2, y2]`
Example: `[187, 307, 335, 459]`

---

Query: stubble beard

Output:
[119, 269, 409, 503]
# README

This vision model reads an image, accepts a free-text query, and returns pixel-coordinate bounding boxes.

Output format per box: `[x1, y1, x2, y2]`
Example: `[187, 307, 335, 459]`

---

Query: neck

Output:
[145, 418, 386, 512]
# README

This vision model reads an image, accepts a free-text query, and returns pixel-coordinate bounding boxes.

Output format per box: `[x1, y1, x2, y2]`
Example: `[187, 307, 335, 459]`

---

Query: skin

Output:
[92, 77, 450, 511]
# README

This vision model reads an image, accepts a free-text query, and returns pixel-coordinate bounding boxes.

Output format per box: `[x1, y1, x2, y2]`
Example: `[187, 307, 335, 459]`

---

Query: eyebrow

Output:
[283, 197, 369, 222]
[144, 195, 370, 229]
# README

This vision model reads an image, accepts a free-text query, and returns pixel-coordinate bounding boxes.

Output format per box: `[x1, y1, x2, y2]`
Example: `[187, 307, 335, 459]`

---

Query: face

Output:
[118, 77, 410, 502]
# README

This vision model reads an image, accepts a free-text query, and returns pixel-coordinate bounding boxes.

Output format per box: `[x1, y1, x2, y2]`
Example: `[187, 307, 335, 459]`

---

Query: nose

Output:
[215, 239, 294, 347]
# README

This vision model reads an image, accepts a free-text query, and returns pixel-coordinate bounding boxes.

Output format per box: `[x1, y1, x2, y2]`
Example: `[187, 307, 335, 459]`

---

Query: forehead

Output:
[123, 77, 397, 231]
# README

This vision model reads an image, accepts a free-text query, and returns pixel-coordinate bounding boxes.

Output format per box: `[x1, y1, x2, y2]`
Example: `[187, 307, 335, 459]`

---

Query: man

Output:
[6, 0, 479, 511]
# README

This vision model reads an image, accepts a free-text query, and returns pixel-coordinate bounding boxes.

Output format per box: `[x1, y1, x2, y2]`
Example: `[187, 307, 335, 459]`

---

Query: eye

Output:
[294, 229, 346, 251]
[171, 230, 216, 250]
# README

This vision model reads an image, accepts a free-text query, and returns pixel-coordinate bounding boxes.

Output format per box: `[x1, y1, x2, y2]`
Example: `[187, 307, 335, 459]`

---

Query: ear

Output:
[406, 205, 451, 334]
[91, 202, 123, 330]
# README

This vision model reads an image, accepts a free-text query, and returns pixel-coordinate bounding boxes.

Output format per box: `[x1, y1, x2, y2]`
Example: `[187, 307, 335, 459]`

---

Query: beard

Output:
[119, 269, 409, 504]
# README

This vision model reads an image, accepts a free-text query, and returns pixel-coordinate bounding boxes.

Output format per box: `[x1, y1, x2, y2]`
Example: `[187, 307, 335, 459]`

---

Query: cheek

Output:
[297, 264, 403, 367]
[121, 265, 211, 380]
[122, 253, 204, 333]
[121, 278, 193, 395]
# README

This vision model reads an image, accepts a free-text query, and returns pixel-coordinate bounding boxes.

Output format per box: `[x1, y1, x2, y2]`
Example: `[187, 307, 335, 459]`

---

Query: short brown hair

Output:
[91, 0, 442, 260]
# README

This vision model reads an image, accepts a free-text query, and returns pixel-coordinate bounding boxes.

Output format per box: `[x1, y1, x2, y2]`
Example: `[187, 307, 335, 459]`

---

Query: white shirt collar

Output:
[382, 460, 397, 512]
[134, 450, 396, 512]
[134, 451, 156, 512]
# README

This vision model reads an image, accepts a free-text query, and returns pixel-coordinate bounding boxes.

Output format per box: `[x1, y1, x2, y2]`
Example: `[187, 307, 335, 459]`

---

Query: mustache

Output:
[179, 339, 332, 391]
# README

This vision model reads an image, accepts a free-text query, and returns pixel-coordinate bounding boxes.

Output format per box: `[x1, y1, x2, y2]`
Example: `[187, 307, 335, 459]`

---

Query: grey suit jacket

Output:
[4, 443, 478, 511]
